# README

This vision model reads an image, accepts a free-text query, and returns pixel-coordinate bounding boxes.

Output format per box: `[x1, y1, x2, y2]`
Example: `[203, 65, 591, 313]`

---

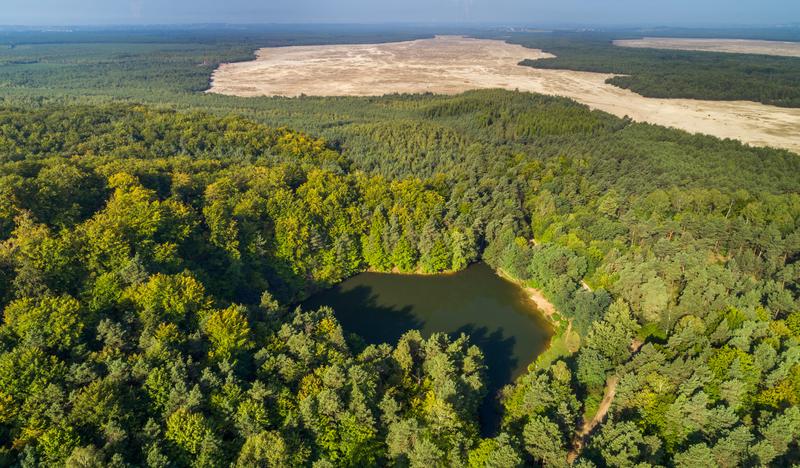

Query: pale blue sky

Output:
[2, 0, 798, 26]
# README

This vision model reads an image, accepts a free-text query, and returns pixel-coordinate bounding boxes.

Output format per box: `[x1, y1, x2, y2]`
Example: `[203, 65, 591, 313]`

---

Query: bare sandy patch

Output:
[526, 287, 556, 319]
[495, 267, 556, 319]
[208, 36, 800, 153]
[614, 37, 800, 57]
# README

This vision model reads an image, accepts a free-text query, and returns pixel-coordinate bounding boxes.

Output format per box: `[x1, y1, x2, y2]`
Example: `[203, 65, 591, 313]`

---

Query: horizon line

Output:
[2, 21, 799, 29]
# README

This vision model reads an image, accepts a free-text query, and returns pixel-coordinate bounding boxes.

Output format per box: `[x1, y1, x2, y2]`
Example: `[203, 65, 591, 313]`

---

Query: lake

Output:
[302, 262, 553, 433]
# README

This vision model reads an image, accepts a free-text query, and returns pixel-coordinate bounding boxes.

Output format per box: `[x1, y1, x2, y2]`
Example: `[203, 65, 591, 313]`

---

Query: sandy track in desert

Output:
[208, 36, 800, 153]
[614, 37, 800, 57]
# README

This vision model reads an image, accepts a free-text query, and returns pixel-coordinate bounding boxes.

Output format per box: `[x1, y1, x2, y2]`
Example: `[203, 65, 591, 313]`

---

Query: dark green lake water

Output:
[302, 262, 553, 433]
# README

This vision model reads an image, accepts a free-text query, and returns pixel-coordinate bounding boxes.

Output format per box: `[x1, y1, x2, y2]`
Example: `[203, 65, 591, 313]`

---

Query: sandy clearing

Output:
[208, 36, 800, 153]
[614, 37, 800, 57]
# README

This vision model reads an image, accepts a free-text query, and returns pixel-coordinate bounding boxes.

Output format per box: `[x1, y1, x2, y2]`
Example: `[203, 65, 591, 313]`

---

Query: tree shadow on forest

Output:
[454, 324, 517, 437]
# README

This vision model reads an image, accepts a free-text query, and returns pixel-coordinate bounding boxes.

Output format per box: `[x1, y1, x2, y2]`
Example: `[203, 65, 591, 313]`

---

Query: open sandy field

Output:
[614, 37, 800, 57]
[208, 36, 800, 153]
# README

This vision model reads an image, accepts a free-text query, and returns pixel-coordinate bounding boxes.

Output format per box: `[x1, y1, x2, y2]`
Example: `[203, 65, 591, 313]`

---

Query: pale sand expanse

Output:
[614, 37, 800, 57]
[208, 36, 800, 153]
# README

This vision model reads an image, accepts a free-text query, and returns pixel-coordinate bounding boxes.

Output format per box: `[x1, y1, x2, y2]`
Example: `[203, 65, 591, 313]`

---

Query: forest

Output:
[0, 27, 799, 467]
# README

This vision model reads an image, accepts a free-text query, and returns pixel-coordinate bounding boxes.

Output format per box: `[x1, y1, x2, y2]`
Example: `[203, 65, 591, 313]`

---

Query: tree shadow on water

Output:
[454, 324, 517, 437]
[305, 284, 424, 344]
[304, 286, 517, 436]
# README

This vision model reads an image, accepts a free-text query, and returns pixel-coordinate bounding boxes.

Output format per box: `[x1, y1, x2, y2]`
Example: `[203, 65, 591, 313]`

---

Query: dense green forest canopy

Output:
[1, 89, 799, 466]
[0, 25, 799, 467]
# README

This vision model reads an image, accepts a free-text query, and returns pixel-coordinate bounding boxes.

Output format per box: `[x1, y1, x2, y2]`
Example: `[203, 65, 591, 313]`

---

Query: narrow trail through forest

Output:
[567, 375, 619, 464]
[566, 339, 644, 464]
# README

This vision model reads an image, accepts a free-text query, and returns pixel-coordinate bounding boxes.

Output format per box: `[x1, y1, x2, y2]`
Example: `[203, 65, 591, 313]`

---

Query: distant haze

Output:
[2, 0, 799, 27]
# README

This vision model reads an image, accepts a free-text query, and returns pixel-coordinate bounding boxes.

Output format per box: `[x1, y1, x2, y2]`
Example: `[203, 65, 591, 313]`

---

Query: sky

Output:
[2, 0, 798, 27]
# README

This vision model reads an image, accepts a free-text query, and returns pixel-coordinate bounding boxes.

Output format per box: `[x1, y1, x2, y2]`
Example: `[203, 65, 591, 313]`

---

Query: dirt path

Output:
[208, 36, 800, 154]
[566, 339, 643, 464]
[614, 37, 800, 57]
[567, 375, 619, 464]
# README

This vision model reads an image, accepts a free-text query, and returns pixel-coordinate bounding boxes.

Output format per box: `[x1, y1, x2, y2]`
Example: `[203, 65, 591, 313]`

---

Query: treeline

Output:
[503, 31, 800, 108]
[0, 87, 798, 466]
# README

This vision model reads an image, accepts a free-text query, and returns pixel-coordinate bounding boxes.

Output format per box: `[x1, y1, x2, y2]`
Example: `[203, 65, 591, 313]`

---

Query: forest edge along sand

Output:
[208, 36, 800, 154]
[614, 37, 800, 58]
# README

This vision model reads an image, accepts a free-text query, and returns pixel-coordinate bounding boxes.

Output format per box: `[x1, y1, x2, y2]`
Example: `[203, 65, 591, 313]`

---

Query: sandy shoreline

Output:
[524, 286, 556, 319]
[493, 268, 557, 320]
[207, 36, 800, 154]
